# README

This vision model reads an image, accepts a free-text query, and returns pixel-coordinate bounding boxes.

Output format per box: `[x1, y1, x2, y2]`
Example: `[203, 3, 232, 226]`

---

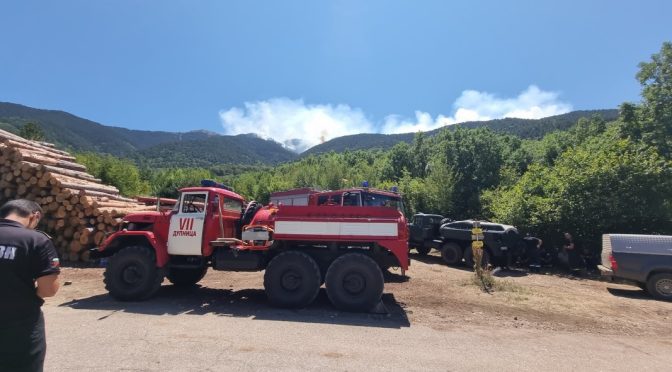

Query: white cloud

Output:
[379, 85, 573, 134]
[219, 85, 572, 152]
[219, 98, 374, 153]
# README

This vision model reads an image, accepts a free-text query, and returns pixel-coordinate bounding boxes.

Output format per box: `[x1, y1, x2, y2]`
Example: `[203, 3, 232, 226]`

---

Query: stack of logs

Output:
[0, 129, 157, 261]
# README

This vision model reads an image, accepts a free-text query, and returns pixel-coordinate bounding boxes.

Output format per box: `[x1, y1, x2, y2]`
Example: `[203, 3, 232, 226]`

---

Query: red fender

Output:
[99, 231, 169, 267]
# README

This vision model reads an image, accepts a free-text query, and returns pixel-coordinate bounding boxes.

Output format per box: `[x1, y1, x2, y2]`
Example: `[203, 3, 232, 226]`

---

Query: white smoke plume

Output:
[219, 85, 572, 153]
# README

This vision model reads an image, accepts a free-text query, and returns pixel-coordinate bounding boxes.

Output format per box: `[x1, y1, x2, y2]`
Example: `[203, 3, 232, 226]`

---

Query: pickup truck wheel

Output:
[325, 253, 384, 312]
[416, 246, 431, 256]
[264, 251, 321, 308]
[463, 247, 491, 269]
[646, 273, 672, 301]
[440, 242, 463, 265]
[104, 246, 164, 301]
[167, 266, 208, 286]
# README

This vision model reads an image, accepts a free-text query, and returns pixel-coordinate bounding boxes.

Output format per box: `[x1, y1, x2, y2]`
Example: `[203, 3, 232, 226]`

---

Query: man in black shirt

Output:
[523, 234, 543, 273]
[0, 199, 61, 372]
[563, 232, 582, 276]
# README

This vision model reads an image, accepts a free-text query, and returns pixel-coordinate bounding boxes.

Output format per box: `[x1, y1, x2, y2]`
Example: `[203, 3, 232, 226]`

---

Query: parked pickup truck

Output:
[599, 234, 672, 301]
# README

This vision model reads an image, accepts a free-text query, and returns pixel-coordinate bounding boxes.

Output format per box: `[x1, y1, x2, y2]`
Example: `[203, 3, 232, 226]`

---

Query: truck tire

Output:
[104, 246, 164, 301]
[264, 251, 321, 308]
[440, 242, 463, 266]
[463, 246, 491, 269]
[325, 253, 384, 312]
[646, 273, 672, 301]
[167, 266, 208, 286]
[416, 246, 431, 256]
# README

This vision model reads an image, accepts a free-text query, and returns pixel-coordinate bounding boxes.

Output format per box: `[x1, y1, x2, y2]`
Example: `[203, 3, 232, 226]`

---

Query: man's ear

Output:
[29, 212, 41, 229]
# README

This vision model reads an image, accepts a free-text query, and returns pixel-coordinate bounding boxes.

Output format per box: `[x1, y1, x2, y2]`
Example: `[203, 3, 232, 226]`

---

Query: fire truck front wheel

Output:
[264, 251, 321, 308]
[325, 253, 384, 312]
[104, 246, 163, 301]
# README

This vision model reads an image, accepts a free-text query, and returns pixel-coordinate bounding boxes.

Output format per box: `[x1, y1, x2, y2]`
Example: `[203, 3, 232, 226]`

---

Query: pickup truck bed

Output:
[600, 234, 672, 301]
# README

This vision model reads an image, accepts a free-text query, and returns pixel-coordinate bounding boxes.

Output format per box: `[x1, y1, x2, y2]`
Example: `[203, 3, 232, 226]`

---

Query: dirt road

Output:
[43, 253, 672, 371]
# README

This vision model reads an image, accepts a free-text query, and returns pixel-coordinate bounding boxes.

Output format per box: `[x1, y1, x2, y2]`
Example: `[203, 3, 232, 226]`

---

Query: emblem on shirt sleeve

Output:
[51, 257, 60, 268]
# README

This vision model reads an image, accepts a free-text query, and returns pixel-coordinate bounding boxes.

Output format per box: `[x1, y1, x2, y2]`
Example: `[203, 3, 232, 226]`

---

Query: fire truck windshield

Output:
[362, 192, 403, 211]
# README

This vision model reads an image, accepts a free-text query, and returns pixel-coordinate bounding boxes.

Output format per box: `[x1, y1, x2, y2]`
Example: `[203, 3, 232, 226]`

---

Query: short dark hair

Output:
[0, 199, 43, 218]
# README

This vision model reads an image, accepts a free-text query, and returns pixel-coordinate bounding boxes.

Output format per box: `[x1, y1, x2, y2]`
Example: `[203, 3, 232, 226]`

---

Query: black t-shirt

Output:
[0, 219, 60, 325]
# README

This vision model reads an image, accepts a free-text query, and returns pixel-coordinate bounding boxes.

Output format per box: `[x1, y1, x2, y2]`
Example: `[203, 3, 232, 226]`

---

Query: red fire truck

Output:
[93, 181, 409, 312]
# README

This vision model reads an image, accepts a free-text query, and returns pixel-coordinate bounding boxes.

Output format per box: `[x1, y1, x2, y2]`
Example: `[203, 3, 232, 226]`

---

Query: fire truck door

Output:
[167, 192, 208, 255]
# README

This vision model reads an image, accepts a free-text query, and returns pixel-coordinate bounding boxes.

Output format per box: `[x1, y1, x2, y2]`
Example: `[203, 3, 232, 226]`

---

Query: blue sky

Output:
[1, 1, 670, 151]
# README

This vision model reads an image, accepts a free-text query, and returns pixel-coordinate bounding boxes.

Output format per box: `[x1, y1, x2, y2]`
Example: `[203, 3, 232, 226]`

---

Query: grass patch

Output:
[465, 274, 528, 294]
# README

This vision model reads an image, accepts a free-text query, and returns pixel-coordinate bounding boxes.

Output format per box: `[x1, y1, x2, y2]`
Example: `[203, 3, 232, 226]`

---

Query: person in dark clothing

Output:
[523, 234, 543, 273]
[0, 199, 61, 372]
[563, 232, 582, 276]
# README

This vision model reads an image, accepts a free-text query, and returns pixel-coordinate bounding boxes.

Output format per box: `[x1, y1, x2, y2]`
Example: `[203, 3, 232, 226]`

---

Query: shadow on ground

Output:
[606, 287, 654, 301]
[59, 286, 410, 329]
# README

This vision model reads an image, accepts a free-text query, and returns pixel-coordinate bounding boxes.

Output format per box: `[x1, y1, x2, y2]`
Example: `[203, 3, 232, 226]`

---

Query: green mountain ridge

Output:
[303, 109, 619, 156]
[0, 102, 618, 167]
[0, 102, 298, 166]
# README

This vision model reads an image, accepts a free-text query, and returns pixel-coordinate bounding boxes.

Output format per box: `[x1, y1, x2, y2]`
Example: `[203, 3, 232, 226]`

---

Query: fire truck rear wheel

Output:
[104, 246, 164, 301]
[325, 253, 384, 312]
[264, 251, 321, 308]
[441, 242, 463, 265]
[167, 266, 208, 286]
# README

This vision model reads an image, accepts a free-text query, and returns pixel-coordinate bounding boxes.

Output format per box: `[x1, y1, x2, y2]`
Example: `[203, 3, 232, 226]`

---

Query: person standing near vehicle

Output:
[0, 199, 61, 372]
[563, 232, 582, 276]
[523, 234, 543, 273]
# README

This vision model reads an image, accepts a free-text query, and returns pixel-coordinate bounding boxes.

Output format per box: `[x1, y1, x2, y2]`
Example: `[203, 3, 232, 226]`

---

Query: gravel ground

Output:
[42, 253, 672, 371]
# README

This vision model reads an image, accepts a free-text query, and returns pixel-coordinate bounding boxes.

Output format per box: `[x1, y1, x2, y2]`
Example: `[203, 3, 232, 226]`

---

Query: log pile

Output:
[0, 129, 157, 261]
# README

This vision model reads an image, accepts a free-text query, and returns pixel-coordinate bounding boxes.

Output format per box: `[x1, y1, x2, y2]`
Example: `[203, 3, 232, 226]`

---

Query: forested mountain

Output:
[0, 102, 220, 155]
[2, 102, 617, 167]
[303, 109, 618, 156]
[133, 134, 298, 167]
[0, 102, 298, 166]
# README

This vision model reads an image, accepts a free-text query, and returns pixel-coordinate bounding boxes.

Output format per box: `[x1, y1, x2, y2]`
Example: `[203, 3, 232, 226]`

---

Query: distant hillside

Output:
[303, 110, 619, 156]
[0, 102, 619, 167]
[0, 102, 219, 155]
[0, 102, 298, 166]
[134, 134, 298, 167]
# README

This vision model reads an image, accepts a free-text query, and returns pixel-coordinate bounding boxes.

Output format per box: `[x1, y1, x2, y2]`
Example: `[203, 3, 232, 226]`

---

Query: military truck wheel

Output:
[325, 253, 384, 312]
[167, 266, 208, 286]
[646, 273, 672, 301]
[264, 251, 321, 308]
[463, 247, 491, 269]
[104, 246, 164, 301]
[440, 242, 463, 265]
[416, 246, 431, 256]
